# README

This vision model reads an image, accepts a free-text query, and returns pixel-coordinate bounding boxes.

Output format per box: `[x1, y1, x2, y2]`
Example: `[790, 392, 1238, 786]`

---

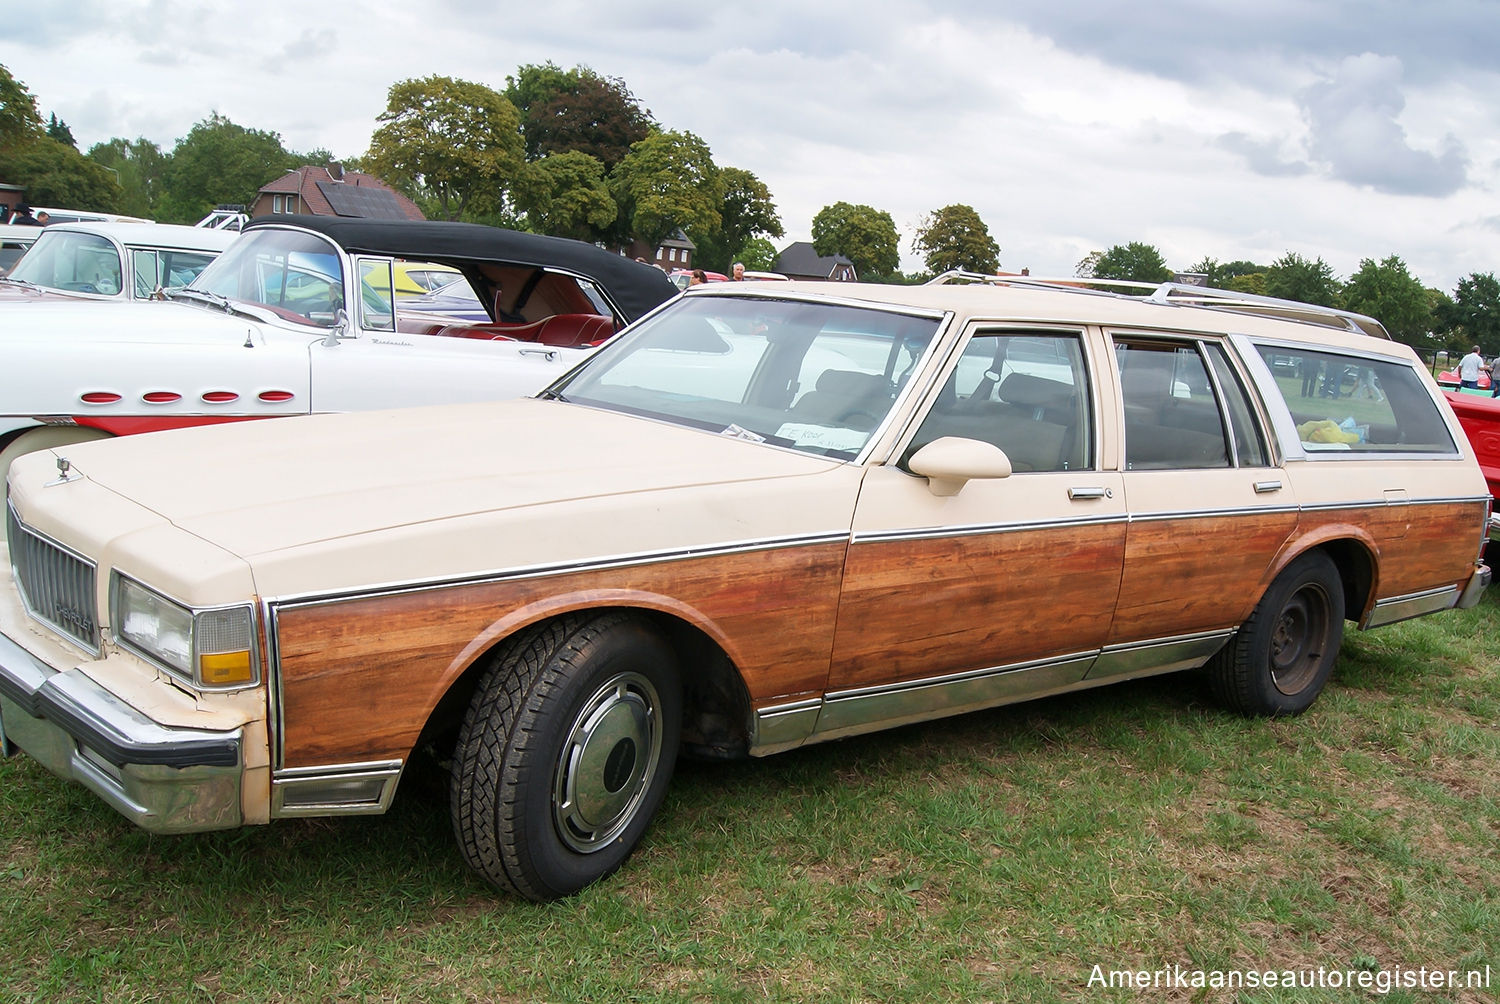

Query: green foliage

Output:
[514, 150, 616, 241]
[609, 130, 722, 250]
[1188, 256, 1266, 288]
[735, 236, 778, 271]
[367, 76, 527, 222]
[812, 201, 900, 280]
[505, 63, 654, 170]
[44, 113, 74, 149]
[0, 136, 121, 212]
[1226, 272, 1268, 295]
[1087, 241, 1173, 285]
[1435, 272, 1500, 355]
[1265, 251, 1343, 307]
[912, 203, 999, 275]
[1342, 254, 1432, 345]
[689, 165, 783, 271]
[0, 64, 43, 149]
[86, 137, 168, 219]
[158, 113, 298, 224]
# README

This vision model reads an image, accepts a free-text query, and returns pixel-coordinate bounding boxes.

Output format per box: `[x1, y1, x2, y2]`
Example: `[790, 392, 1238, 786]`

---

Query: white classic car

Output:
[0, 277, 1490, 901]
[0, 221, 235, 303]
[0, 217, 678, 474]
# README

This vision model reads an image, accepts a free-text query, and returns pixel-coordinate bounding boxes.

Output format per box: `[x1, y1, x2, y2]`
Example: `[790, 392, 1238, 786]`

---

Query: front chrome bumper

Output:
[0, 629, 244, 833]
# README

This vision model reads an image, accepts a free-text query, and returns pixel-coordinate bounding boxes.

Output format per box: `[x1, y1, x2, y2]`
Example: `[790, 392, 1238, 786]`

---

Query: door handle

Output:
[1068, 487, 1111, 500]
[1253, 480, 1283, 494]
[518, 348, 560, 361]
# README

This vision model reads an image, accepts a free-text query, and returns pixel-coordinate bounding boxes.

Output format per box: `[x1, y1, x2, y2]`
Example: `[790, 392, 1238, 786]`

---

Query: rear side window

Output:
[1253, 345, 1456, 454]
[1118, 341, 1232, 470]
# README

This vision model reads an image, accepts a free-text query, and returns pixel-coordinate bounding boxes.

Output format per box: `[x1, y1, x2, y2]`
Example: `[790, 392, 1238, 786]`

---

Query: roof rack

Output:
[926, 271, 1390, 340]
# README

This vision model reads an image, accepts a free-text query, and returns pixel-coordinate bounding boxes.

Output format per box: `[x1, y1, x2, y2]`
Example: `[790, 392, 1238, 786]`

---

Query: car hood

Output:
[0, 297, 278, 343]
[34, 398, 850, 566]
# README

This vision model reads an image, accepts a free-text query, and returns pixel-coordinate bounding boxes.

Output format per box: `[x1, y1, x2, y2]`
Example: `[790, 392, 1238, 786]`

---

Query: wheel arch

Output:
[411, 597, 754, 777]
[1258, 531, 1377, 625]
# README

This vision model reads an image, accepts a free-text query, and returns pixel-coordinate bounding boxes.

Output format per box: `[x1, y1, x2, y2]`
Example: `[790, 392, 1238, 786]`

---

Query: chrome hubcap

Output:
[553, 672, 662, 854]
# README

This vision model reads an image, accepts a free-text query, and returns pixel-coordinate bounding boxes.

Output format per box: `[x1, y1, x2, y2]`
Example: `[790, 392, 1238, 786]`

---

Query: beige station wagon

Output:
[1, 276, 1491, 900]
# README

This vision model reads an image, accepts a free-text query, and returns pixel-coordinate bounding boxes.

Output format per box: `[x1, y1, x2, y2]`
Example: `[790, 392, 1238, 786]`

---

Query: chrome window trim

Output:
[1235, 333, 1464, 461]
[109, 571, 262, 692]
[886, 322, 1103, 475]
[852, 511, 1129, 545]
[1126, 504, 1301, 523]
[266, 530, 852, 611]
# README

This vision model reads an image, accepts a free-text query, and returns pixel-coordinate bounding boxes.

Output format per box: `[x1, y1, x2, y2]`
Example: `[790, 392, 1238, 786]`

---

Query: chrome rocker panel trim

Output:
[0, 629, 243, 833]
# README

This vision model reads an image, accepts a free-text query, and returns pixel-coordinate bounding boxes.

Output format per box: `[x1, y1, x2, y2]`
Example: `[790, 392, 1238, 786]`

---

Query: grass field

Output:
[2, 593, 1497, 1003]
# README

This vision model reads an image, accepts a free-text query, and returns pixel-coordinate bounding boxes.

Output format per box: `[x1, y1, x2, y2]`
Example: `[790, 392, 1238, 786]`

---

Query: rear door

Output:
[1096, 333, 1295, 678]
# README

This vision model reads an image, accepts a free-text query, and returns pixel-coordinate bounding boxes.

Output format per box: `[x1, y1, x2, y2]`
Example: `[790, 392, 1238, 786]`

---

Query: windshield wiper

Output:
[0, 275, 38, 288]
[165, 287, 233, 310]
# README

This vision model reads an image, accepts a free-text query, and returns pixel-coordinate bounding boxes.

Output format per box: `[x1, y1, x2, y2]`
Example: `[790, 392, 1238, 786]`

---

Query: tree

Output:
[1435, 273, 1500, 356]
[690, 166, 783, 271]
[514, 150, 616, 241]
[1264, 252, 1342, 307]
[1341, 255, 1432, 345]
[1187, 256, 1266, 288]
[159, 113, 298, 223]
[0, 64, 43, 149]
[1085, 242, 1173, 286]
[506, 63, 655, 170]
[45, 113, 74, 148]
[912, 203, 999, 275]
[367, 76, 527, 221]
[811, 201, 900, 280]
[0, 136, 121, 211]
[609, 130, 721, 249]
[87, 137, 169, 219]
[734, 237, 778, 272]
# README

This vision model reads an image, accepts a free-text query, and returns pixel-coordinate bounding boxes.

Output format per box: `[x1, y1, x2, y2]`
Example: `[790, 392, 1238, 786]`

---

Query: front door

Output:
[819, 327, 1127, 739]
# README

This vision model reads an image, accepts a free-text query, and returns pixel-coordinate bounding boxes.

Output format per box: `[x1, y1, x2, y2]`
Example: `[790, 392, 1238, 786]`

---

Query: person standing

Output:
[731, 262, 745, 281]
[1459, 345, 1484, 389]
[9, 204, 40, 226]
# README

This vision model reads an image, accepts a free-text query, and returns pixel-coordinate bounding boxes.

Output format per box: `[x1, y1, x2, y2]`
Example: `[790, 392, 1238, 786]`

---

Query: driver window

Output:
[132, 249, 159, 298]
[903, 331, 1092, 472]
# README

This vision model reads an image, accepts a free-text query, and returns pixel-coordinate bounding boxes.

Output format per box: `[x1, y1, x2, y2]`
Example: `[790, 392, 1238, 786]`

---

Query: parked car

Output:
[397, 277, 489, 321]
[0, 224, 42, 275]
[391, 261, 460, 297]
[0, 222, 235, 303]
[0, 278, 1489, 901]
[0, 216, 677, 475]
[13, 207, 153, 225]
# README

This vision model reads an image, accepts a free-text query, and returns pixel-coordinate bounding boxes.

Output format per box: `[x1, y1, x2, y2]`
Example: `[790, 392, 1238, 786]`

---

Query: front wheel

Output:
[450, 613, 681, 901]
[1206, 551, 1345, 716]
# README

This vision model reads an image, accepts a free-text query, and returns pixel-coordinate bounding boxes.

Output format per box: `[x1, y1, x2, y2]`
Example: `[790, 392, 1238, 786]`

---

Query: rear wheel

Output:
[450, 612, 681, 901]
[1206, 551, 1344, 716]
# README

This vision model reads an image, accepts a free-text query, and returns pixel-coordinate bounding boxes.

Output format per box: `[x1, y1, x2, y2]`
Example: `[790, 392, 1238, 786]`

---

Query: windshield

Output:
[553, 296, 942, 459]
[191, 229, 346, 327]
[8, 230, 123, 295]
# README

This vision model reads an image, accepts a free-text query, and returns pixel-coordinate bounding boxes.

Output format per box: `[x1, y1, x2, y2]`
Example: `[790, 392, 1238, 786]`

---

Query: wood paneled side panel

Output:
[1300, 500, 1486, 600]
[1109, 511, 1297, 643]
[273, 543, 847, 769]
[828, 522, 1126, 691]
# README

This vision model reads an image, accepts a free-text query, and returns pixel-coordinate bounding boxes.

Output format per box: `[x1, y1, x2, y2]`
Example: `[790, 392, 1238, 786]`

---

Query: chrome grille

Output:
[6, 501, 100, 653]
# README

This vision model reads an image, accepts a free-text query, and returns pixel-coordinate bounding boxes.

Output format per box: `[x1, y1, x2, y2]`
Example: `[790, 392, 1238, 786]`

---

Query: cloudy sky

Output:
[7, 0, 1499, 289]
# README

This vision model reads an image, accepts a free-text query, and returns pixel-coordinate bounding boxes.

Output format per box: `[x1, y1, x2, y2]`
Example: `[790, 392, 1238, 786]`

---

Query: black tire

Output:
[1206, 551, 1345, 716]
[450, 612, 681, 901]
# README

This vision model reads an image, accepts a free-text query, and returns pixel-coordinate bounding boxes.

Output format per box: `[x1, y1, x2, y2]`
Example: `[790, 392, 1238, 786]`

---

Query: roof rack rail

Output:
[926, 271, 1390, 339]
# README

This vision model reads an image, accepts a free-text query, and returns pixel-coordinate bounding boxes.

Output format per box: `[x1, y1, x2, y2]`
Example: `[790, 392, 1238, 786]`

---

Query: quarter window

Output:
[903, 332, 1092, 472]
[1253, 345, 1456, 454]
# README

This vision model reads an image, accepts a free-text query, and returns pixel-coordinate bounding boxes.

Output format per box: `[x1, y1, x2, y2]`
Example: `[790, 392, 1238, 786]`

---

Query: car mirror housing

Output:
[907, 437, 1013, 496]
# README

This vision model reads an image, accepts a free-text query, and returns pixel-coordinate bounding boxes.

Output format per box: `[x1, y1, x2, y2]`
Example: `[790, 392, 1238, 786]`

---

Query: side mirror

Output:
[907, 437, 1012, 497]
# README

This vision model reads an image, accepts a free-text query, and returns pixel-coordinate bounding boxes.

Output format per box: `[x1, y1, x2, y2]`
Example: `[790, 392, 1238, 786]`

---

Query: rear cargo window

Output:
[1253, 345, 1456, 454]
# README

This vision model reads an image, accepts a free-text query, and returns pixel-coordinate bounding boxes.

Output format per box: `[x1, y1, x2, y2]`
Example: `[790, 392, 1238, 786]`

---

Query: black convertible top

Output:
[243, 216, 677, 323]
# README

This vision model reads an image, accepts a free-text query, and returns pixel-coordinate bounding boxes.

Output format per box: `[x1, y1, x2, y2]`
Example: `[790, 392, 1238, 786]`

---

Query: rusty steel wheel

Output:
[1206, 551, 1345, 716]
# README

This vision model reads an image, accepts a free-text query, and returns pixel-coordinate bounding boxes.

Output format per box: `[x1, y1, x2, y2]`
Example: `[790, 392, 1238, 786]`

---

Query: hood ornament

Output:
[45, 456, 82, 487]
